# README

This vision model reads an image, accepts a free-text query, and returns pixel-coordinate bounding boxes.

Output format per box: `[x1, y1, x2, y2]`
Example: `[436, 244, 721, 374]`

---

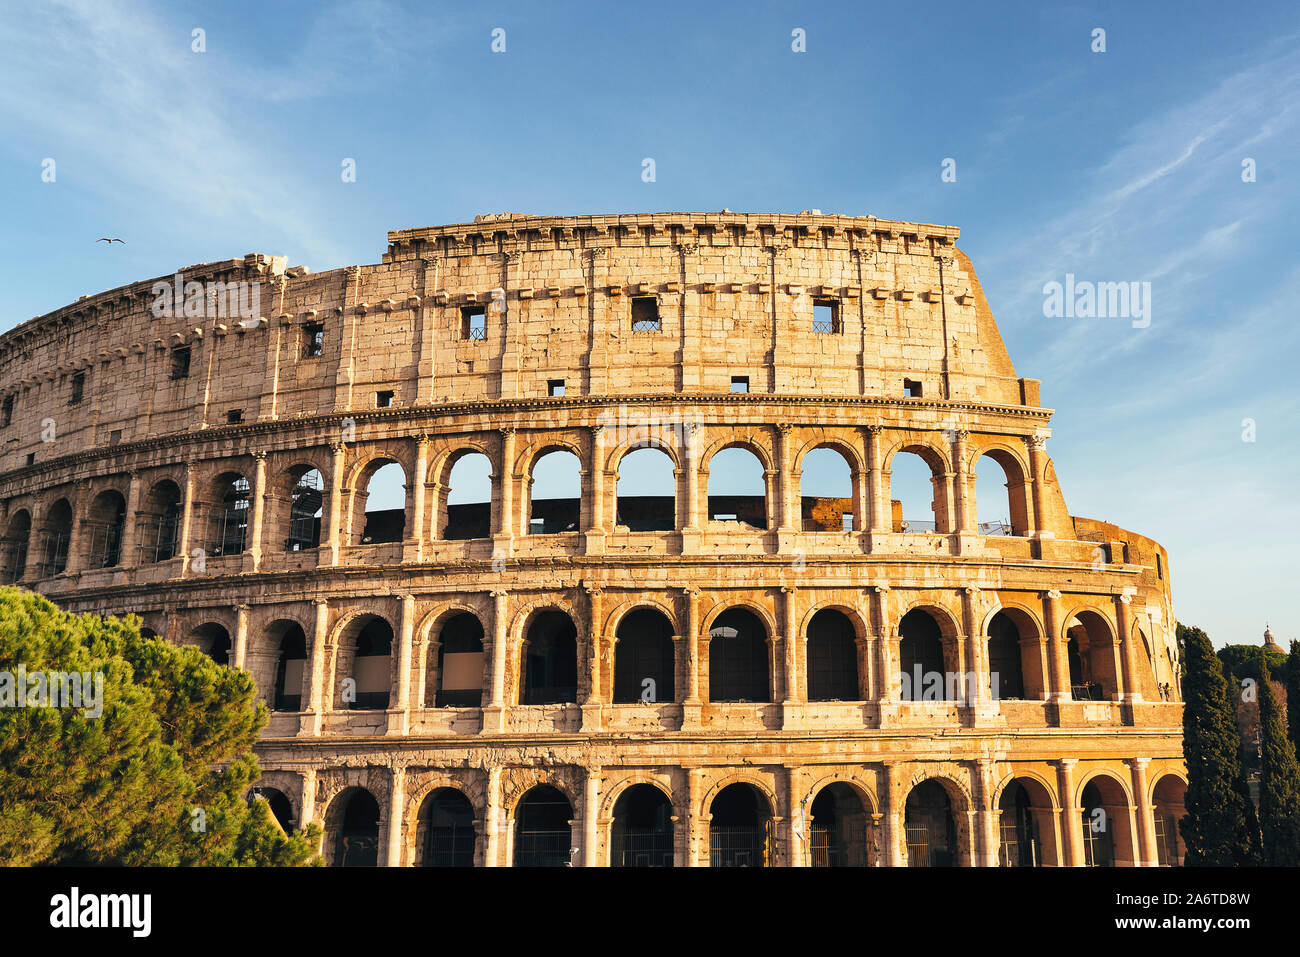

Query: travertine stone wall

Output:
[0, 212, 1184, 867]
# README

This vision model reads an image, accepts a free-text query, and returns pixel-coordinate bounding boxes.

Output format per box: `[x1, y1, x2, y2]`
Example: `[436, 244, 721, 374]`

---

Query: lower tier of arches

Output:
[250, 754, 1188, 867]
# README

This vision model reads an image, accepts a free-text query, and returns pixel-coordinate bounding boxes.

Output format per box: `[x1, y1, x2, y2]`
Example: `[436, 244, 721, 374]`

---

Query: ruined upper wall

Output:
[0, 212, 1041, 473]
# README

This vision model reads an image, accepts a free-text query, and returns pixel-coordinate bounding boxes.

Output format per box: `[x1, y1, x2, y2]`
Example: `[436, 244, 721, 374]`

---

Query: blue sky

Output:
[1, 0, 1296, 649]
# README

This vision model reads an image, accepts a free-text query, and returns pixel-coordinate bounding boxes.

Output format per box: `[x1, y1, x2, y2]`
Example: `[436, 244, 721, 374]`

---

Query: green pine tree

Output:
[1287, 640, 1300, 754]
[1177, 623, 1261, 865]
[1257, 649, 1300, 865]
[0, 586, 320, 865]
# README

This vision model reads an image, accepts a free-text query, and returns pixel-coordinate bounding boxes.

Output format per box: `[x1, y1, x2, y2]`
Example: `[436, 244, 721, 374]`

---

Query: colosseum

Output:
[0, 210, 1185, 867]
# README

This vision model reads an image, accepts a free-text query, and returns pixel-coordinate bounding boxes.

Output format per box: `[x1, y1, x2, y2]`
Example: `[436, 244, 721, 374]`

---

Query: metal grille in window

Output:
[1, 540, 27, 583]
[209, 483, 250, 556]
[140, 507, 181, 563]
[87, 521, 124, 568]
[631, 297, 660, 332]
[812, 318, 836, 334]
[40, 532, 69, 576]
[287, 473, 324, 550]
[812, 300, 840, 334]
[514, 829, 571, 867]
[710, 824, 771, 867]
[613, 829, 674, 867]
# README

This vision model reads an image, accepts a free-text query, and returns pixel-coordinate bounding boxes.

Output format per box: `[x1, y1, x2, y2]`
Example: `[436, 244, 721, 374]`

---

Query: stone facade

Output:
[0, 211, 1185, 866]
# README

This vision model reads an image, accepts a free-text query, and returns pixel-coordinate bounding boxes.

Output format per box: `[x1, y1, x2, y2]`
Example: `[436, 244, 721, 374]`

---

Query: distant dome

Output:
[1264, 624, 1283, 655]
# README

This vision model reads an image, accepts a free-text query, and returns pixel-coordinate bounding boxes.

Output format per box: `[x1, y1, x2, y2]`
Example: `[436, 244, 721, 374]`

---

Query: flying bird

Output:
[96, 237, 125, 244]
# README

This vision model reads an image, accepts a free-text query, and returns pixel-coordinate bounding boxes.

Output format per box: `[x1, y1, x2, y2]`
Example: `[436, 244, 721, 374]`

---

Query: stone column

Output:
[775, 424, 796, 546]
[582, 584, 604, 731]
[233, 603, 250, 671]
[951, 429, 973, 535]
[866, 426, 886, 536]
[482, 589, 509, 732]
[855, 636, 873, 701]
[686, 768, 702, 867]
[1027, 434, 1051, 539]
[388, 593, 415, 735]
[407, 433, 429, 562]
[120, 471, 142, 567]
[1056, 758, 1083, 866]
[679, 424, 702, 554]
[976, 758, 1000, 866]
[64, 480, 90, 575]
[300, 598, 329, 737]
[247, 450, 267, 569]
[781, 585, 800, 703]
[763, 468, 779, 532]
[585, 425, 606, 555]
[584, 767, 601, 867]
[323, 443, 346, 565]
[178, 465, 196, 574]
[1115, 592, 1144, 702]
[386, 766, 406, 866]
[298, 768, 318, 829]
[960, 586, 988, 708]
[881, 762, 904, 866]
[786, 768, 804, 867]
[870, 585, 898, 710]
[681, 586, 702, 728]
[493, 428, 516, 555]
[1128, 757, 1158, 866]
[484, 765, 503, 867]
[1042, 589, 1070, 702]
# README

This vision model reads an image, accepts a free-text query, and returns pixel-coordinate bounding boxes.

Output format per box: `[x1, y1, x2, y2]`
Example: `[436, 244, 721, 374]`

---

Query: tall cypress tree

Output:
[1178, 624, 1261, 865]
[1257, 649, 1300, 865]
[1287, 640, 1300, 754]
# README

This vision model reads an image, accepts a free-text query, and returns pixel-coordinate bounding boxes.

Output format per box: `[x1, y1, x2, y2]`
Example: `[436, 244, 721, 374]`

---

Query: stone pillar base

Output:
[296, 710, 322, 737]
[580, 703, 604, 732]
[385, 708, 409, 736]
[776, 528, 799, 552]
[678, 528, 701, 554]
[480, 705, 506, 733]
[678, 701, 703, 730]
[584, 529, 606, 555]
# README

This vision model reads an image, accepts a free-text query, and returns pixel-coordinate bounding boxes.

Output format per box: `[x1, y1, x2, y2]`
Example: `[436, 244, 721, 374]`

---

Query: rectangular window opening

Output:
[461, 306, 487, 341]
[25, 453, 35, 467]
[903, 378, 922, 398]
[730, 376, 749, 394]
[302, 322, 324, 358]
[813, 299, 840, 334]
[1, 394, 13, 428]
[226, 409, 244, 425]
[70, 372, 85, 405]
[108, 429, 122, 445]
[548, 379, 566, 397]
[631, 296, 661, 332]
[375, 390, 394, 408]
[170, 347, 191, 380]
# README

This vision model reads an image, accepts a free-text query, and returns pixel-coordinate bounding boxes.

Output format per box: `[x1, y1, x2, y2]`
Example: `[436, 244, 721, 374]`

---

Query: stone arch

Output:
[323, 786, 381, 867]
[883, 440, 952, 533]
[804, 606, 861, 702]
[699, 435, 774, 473]
[994, 773, 1060, 867]
[36, 497, 73, 576]
[805, 778, 874, 867]
[436, 444, 495, 541]
[600, 773, 676, 820]
[2, 508, 31, 582]
[1061, 606, 1120, 700]
[991, 768, 1060, 811]
[705, 777, 778, 867]
[1076, 769, 1136, 867]
[332, 612, 396, 711]
[609, 781, 675, 867]
[186, 620, 232, 666]
[525, 444, 583, 535]
[612, 605, 676, 704]
[428, 610, 485, 708]
[614, 445, 677, 532]
[513, 436, 585, 478]
[512, 782, 576, 868]
[602, 595, 680, 638]
[704, 604, 773, 703]
[271, 461, 326, 552]
[698, 771, 779, 821]
[902, 773, 970, 867]
[793, 433, 866, 474]
[412, 785, 478, 867]
[1150, 771, 1187, 866]
[352, 456, 407, 546]
[519, 607, 578, 705]
[797, 443, 859, 532]
[138, 478, 183, 563]
[84, 486, 127, 568]
[700, 597, 778, 640]
[805, 773, 880, 816]
[607, 436, 682, 473]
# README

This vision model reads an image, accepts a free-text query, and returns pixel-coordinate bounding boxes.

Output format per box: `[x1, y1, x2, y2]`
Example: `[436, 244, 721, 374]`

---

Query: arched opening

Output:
[1079, 774, 1135, 867]
[528, 449, 581, 535]
[616, 447, 676, 532]
[706, 446, 767, 529]
[189, 622, 231, 666]
[1064, 610, 1119, 701]
[285, 466, 324, 551]
[360, 461, 406, 544]
[443, 451, 493, 540]
[611, 784, 674, 867]
[1152, 775, 1186, 866]
[708, 608, 769, 702]
[899, 609, 949, 701]
[139, 480, 181, 563]
[800, 446, 855, 532]
[997, 779, 1056, 867]
[888, 448, 946, 533]
[904, 780, 957, 867]
[974, 452, 1027, 536]
[85, 490, 126, 568]
[328, 788, 380, 867]
[613, 608, 675, 704]
[418, 788, 476, 867]
[987, 611, 1027, 700]
[338, 615, 393, 710]
[513, 785, 573, 867]
[434, 613, 485, 707]
[809, 783, 870, 866]
[709, 783, 772, 867]
[270, 621, 308, 712]
[521, 610, 577, 705]
[38, 498, 72, 576]
[1, 510, 30, 583]
[249, 787, 294, 833]
[206, 472, 250, 557]
[806, 608, 859, 701]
